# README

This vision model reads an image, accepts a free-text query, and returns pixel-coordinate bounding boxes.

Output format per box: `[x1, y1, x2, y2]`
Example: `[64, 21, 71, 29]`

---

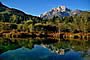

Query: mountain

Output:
[0, 2, 41, 24]
[0, 2, 89, 24]
[40, 6, 81, 19]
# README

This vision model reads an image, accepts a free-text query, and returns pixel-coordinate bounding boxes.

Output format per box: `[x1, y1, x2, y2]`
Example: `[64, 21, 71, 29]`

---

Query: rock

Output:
[40, 6, 81, 19]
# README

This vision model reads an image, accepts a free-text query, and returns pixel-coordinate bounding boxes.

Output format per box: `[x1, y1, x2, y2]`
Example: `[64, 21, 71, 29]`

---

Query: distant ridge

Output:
[40, 6, 82, 19]
[0, 2, 8, 8]
[0, 2, 41, 23]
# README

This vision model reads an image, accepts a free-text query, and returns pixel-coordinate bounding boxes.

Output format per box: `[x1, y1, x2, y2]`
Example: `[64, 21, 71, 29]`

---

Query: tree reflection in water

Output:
[0, 37, 90, 60]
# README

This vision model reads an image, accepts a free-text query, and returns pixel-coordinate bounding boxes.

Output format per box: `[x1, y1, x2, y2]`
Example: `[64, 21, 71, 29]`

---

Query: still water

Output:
[0, 37, 90, 60]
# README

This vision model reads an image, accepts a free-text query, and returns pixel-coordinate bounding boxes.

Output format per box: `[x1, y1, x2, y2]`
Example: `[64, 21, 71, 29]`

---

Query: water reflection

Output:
[0, 37, 90, 60]
[0, 45, 84, 60]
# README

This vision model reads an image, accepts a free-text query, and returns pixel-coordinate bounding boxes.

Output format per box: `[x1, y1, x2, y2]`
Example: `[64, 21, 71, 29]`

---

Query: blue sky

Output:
[0, 0, 89, 16]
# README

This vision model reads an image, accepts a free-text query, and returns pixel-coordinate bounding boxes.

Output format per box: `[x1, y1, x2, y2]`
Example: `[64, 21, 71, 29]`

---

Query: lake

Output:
[0, 37, 90, 60]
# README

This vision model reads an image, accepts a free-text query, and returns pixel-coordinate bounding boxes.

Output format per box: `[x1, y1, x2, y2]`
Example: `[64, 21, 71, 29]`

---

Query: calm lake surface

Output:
[0, 37, 90, 60]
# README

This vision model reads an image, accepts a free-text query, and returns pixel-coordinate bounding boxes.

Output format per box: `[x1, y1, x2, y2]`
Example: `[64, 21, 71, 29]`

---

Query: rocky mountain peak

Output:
[59, 6, 66, 12]
[40, 6, 81, 19]
[50, 6, 66, 12]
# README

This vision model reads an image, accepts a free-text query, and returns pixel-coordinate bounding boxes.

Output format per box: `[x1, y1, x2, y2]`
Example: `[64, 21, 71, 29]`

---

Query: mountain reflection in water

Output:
[0, 37, 90, 60]
[0, 45, 83, 60]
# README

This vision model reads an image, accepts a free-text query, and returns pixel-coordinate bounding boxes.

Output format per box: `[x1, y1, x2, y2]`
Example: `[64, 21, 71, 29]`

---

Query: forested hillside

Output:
[0, 2, 90, 35]
[0, 2, 42, 24]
